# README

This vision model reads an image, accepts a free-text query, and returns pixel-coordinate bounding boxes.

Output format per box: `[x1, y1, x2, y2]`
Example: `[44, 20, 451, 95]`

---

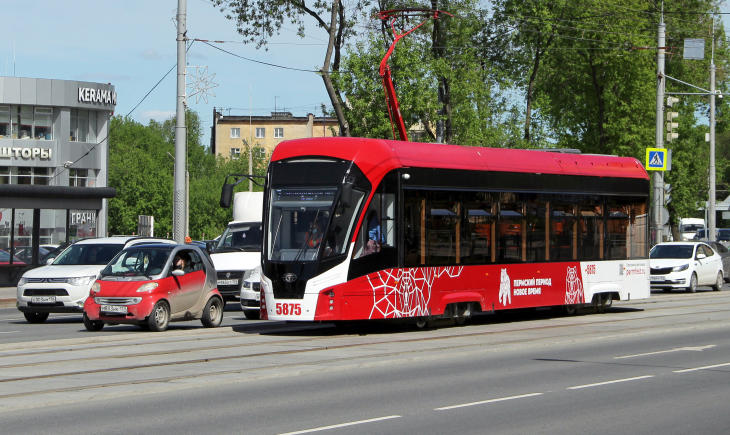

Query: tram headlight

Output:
[672, 264, 689, 272]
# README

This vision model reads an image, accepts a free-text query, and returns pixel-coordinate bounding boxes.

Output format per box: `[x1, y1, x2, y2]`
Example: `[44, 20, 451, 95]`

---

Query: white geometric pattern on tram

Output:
[564, 266, 584, 304]
[368, 266, 464, 319]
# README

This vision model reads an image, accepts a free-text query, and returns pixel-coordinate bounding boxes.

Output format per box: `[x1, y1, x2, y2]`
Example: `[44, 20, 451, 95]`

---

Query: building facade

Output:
[211, 110, 338, 160]
[0, 77, 116, 285]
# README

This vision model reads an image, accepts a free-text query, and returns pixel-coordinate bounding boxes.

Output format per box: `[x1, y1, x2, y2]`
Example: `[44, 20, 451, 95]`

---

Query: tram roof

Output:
[271, 137, 649, 182]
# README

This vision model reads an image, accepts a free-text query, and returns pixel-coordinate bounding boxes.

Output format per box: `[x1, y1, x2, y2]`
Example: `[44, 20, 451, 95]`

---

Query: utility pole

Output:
[654, 15, 666, 245]
[174, 0, 187, 244]
[709, 19, 717, 241]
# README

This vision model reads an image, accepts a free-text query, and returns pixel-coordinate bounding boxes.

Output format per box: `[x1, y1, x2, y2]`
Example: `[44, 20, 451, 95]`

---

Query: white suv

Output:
[16, 237, 174, 323]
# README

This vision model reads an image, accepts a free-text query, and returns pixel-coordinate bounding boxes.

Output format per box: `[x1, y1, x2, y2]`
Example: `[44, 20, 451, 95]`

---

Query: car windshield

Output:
[53, 244, 124, 265]
[216, 223, 263, 252]
[650, 245, 694, 259]
[267, 188, 337, 261]
[718, 229, 730, 239]
[682, 224, 704, 233]
[101, 248, 172, 277]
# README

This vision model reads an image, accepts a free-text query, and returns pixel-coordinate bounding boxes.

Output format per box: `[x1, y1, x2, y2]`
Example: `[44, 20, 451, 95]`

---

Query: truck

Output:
[210, 191, 264, 319]
[679, 218, 705, 241]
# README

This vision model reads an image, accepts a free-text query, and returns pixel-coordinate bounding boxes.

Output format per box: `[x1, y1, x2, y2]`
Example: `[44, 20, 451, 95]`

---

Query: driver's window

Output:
[189, 251, 204, 272]
[703, 245, 715, 257]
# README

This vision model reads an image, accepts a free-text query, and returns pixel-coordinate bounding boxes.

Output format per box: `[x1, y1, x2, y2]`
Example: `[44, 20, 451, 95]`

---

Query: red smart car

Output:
[83, 244, 223, 332]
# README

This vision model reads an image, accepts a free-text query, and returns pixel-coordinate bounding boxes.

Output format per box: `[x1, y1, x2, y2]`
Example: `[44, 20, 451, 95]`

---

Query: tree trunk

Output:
[524, 48, 542, 142]
[321, 0, 349, 136]
[432, 0, 452, 144]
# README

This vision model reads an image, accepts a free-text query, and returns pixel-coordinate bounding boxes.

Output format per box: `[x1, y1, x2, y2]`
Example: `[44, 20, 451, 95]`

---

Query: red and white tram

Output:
[258, 138, 650, 324]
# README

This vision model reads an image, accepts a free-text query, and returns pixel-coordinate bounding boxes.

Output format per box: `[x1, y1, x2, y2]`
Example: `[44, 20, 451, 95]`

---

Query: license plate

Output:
[255, 293, 260, 301]
[31, 296, 56, 304]
[650, 276, 665, 281]
[101, 305, 128, 314]
[217, 279, 239, 286]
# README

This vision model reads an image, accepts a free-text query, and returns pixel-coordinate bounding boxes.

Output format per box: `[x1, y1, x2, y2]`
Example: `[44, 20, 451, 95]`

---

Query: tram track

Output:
[0, 296, 728, 392]
[0, 294, 726, 371]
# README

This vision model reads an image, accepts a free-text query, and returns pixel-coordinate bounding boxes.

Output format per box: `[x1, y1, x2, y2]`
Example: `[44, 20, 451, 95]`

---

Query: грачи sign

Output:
[78, 87, 117, 106]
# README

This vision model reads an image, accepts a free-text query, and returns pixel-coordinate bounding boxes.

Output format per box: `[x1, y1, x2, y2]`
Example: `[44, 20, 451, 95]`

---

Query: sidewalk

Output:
[0, 287, 16, 307]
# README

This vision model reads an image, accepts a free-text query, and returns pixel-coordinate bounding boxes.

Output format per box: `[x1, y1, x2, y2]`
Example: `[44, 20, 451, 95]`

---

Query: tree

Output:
[213, 0, 370, 136]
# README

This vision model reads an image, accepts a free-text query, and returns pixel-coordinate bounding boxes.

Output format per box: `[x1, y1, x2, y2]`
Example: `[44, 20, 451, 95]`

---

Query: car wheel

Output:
[83, 313, 104, 331]
[712, 272, 723, 291]
[201, 297, 223, 328]
[147, 301, 170, 332]
[23, 312, 49, 323]
[686, 273, 698, 293]
[243, 309, 260, 320]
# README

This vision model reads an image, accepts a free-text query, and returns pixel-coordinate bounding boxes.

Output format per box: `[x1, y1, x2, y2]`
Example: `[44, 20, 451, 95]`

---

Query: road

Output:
[1, 289, 729, 434]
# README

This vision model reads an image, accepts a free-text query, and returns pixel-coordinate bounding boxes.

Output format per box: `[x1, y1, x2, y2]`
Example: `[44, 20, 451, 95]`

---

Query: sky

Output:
[1, 0, 337, 146]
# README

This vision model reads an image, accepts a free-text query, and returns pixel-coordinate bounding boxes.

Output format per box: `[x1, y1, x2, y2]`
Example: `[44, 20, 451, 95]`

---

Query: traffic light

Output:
[666, 97, 679, 142]
[664, 184, 672, 205]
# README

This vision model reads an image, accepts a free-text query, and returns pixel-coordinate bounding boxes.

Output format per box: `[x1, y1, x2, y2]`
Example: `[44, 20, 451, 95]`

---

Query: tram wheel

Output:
[415, 317, 428, 329]
[596, 293, 612, 314]
[563, 304, 578, 316]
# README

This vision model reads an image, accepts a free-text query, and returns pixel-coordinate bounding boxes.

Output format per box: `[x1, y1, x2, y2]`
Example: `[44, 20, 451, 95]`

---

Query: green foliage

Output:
[108, 110, 270, 240]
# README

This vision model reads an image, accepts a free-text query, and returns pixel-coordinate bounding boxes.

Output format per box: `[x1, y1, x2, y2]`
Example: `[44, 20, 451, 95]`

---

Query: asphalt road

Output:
[1, 289, 729, 435]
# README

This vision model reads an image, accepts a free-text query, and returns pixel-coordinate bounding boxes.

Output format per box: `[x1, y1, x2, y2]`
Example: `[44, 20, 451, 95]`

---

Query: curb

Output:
[0, 299, 16, 309]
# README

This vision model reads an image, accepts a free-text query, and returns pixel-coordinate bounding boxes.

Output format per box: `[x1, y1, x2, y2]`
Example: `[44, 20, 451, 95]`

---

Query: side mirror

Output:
[220, 183, 235, 208]
[206, 241, 215, 254]
[172, 269, 185, 276]
[46, 258, 54, 265]
[696, 253, 706, 260]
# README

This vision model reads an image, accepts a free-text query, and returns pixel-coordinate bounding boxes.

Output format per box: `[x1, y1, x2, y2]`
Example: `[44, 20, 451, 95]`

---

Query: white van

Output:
[210, 191, 263, 319]
[680, 218, 705, 241]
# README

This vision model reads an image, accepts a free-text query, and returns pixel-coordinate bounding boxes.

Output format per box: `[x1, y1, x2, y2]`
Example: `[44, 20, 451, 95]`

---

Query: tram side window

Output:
[549, 197, 577, 261]
[524, 193, 547, 263]
[607, 199, 630, 260]
[608, 197, 648, 260]
[404, 190, 425, 266]
[465, 192, 493, 264]
[426, 191, 463, 265]
[578, 197, 603, 261]
[496, 193, 524, 263]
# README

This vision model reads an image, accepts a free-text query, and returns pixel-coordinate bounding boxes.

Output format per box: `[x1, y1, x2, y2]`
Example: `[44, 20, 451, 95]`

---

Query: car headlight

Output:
[252, 265, 261, 275]
[243, 281, 252, 289]
[90, 281, 101, 295]
[67, 276, 96, 286]
[672, 264, 689, 272]
[136, 282, 159, 293]
[17, 277, 28, 286]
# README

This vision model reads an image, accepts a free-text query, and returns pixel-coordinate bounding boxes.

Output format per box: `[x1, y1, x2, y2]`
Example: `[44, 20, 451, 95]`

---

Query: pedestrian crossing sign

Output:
[646, 148, 667, 171]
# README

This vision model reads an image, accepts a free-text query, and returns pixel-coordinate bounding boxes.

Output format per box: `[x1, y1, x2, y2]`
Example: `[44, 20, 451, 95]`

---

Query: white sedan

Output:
[650, 242, 724, 293]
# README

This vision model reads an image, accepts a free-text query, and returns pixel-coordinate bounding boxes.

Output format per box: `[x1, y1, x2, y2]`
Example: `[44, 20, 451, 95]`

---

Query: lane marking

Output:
[674, 362, 730, 373]
[0, 331, 19, 334]
[276, 415, 401, 435]
[615, 345, 716, 359]
[435, 393, 543, 411]
[567, 375, 654, 390]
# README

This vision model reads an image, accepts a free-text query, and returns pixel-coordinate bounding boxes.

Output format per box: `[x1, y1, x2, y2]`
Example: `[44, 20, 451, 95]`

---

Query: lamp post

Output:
[167, 152, 188, 239]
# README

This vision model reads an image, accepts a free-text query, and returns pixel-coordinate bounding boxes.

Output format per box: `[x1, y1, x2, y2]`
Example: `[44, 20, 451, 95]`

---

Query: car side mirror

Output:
[696, 253, 707, 260]
[206, 241, 215, 254]
[172, 269, 185, 277]
[46, 258, 54, 265]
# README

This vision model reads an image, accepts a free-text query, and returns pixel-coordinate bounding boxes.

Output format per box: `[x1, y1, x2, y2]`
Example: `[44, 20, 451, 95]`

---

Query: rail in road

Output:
[0, 291, 728, 414]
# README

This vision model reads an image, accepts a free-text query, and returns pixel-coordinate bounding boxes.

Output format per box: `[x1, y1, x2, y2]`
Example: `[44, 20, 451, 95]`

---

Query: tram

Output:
[256, 137, 650, 324]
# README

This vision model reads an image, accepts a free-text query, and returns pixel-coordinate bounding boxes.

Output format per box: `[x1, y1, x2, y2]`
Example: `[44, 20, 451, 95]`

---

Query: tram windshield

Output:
[267, 188, 337, 261]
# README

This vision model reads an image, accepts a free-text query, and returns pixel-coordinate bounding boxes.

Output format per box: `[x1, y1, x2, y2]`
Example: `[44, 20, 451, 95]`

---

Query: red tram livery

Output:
[260, 138, 650, 324]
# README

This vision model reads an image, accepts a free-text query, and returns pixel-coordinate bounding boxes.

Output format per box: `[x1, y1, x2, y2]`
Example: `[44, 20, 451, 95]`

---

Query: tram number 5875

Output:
[276, 303, 302, 316]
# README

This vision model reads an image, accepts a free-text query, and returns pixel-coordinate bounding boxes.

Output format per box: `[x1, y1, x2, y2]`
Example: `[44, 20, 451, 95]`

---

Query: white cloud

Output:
[140, 110, 176, 122]
[140, 49, 163, 60]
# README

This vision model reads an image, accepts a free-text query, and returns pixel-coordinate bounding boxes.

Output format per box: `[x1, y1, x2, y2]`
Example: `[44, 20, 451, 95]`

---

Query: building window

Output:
[34, 107, 53, 140]
[274, 127, 283, 138]
[0, 106, 10, 138]
[255, 127, 265, 138]
[231, 128, 240, 138]
[254, 147, 266, 159]
[71, 109, 96, 142]
[12, 167, 53, 185]
[0, 166, 8, 184]
[69, 168, 93, 187]
[230, 148, 241, 159]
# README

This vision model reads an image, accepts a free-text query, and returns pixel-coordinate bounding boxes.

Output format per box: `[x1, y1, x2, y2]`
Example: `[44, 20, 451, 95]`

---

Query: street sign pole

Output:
[654, 16, 666, 245]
